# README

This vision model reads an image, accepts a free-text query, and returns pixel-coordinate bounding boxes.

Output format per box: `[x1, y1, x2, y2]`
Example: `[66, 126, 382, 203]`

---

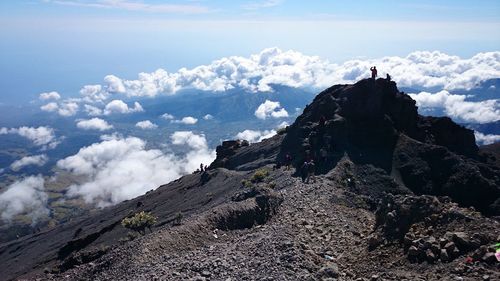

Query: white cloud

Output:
[172, 116, 198, 125]
[474, 131, 500, 145]
[84, 104, 103, 116]
[80, 85, 109, 103]
[40, 101, 79, 116]
[255, 100, 289, 119]
[160, 113, 175, 120]
[104, 75, 126, 94]
[76, 118, 114, 131]
[45, 0, 211, 14]
[135, 120, 158, 129]
[1, 126, 60, 149]
[203, 114, 214, 120]
[410, 90, 500, 123]
[57, 101, 79, 117]
[80, 49, 500, 100]
[235, 129, 276, 143]
[57, 134, 215, 207]
[39, 91, 61, 100]
[104, 100, 144, 115]
[171, 131, 208, 150]
[40, 102, 59, 112]
[0, 175, 49, 224]
[243, 0, 284, 10]
[10, 155, 48, 171]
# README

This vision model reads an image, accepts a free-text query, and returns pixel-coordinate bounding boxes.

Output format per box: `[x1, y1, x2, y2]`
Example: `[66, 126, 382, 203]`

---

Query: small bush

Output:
[268, 182, 277, 189]
[241, 179, 252, 188]
[251, 169, 269, 183]
[173, 212, 183, 226]
[276, 126, 288, 135]
[121, 211, 157, 235]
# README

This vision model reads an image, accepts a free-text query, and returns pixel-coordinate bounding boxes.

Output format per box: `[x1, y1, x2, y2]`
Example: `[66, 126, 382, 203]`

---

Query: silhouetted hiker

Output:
[308, 160, 316, 183]
[204, 165, 208, 171]
[284, 153, 292, 170]
[200, 163, 204, 172]
[301, 161, 309, 183]
[386, 73, 391, 82]
[370, 66, 377, 79]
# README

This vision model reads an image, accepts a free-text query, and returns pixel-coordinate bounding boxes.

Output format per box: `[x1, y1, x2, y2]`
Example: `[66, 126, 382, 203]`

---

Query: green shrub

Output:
[276, 126, 288, 135]
[173, 212, 183, 226]
[251, 169, 269, 183]
[121, 211, 157, 235]
[241, 179, 252, 188]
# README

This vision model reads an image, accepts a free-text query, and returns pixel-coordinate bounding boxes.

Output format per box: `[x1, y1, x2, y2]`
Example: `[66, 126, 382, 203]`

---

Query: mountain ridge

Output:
[1, 79, 499, 281]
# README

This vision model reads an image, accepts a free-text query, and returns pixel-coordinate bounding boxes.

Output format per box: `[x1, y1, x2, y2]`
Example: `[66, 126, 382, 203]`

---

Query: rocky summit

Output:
[1, 78, 499, 281]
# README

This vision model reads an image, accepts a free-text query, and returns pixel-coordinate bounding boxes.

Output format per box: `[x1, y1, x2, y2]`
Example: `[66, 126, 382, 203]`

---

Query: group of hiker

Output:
[194, 163, 209, 174]
[282, 152, 318, 184]
[370, 66, 391, 81]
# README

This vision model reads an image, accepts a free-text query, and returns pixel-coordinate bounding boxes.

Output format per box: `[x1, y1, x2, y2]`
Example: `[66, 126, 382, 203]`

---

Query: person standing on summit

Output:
[370, 66, 377, 79]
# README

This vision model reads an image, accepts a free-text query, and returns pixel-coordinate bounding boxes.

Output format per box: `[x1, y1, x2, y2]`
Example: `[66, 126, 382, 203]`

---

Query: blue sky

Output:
[0, 0, 499, 104]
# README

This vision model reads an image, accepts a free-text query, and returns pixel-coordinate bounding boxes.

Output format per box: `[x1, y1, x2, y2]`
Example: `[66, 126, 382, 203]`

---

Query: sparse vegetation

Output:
[173, 212, 183, 226]
[268, 182, 277, 189]
[277, 126, 288, 135]
[251, 169, 269, 183]
[121, 211, 157, 235]
[241, 179, 252, 188]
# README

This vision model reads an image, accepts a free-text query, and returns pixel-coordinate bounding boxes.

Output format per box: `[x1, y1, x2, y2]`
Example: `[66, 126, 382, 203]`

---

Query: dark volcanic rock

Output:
[210, 136, 282, 171]
[278, 78, 499, 215]
[0, 168, 247, 281]
[2, 78, 499, 281]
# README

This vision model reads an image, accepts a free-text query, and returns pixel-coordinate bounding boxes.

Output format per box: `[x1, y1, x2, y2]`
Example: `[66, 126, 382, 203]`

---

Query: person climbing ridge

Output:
[301, 161, 309, 183]
[284, 153, 292, 171]
[370, 66, 377, 79]
[308, 160, 316, 183]
[386, 73, 391, 82]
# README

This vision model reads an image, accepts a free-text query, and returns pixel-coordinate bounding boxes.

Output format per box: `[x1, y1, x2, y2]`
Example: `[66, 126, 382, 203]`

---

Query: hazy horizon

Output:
[1, 0, 499, 104]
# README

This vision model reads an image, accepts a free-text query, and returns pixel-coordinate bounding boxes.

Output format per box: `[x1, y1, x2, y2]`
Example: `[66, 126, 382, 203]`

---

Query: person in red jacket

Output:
[370, 66, 377, 79]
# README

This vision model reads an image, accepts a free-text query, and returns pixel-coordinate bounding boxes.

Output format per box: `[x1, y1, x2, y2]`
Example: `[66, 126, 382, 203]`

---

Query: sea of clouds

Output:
[2, 48, 499, 223]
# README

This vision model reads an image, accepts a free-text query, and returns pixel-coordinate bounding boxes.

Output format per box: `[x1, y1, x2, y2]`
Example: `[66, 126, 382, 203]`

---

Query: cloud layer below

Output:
[95, 48, 500, 99]
[56, 133, 215, 207]
[409, 90, 500, 123]
[0, 126, 61, 150]
[76, 118, 113, 131]
[10, 155, 48, 171]
[254, 100, 289, 120]
[474, 132, 500, 145]
[235, 129, 276, 143]
[39, 48, 499, 125]
[0, 175, 49, 224]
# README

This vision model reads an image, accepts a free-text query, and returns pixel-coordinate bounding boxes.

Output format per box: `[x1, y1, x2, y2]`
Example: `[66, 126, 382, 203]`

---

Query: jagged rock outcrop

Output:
[210, 135, 284, 171]
[372, 194, 499, 264]
[278, 78, 499, 215]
